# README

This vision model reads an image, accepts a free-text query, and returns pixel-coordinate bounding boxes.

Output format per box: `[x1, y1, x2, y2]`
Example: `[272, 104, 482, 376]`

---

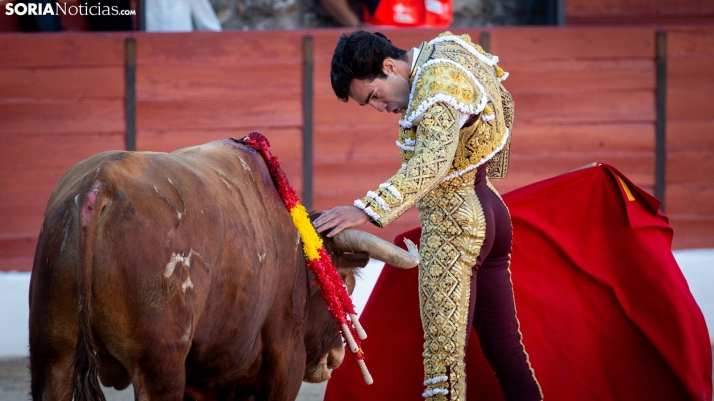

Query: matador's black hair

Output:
[330, 30, 408, 102]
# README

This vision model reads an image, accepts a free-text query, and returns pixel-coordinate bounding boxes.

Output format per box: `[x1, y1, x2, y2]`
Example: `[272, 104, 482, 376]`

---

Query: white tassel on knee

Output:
[349, 313, 367, 340]
[341, 323, 359, 353]
[341, 323, 373, 385]
[422, 388, 449, 397]
[357, 359, 374, 385]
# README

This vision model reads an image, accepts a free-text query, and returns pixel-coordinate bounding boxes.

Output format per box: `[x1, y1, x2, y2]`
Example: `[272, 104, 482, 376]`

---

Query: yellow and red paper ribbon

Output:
[235, 132, 372, 384]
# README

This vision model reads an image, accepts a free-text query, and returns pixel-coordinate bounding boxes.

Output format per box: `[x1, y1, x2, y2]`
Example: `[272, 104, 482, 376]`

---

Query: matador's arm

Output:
[354, 103, 461, 227]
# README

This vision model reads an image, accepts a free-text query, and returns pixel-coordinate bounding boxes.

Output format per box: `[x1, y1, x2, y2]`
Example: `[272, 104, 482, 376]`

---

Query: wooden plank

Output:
[568, 15, 714, 25]
[0, 33, 126, 68]
[490, 27, 655, 61]
[511, 123, 654, 155]
[668, 217, 714, 250]
[136, 97, 302, 131]
[492, 176, 654, 198]
[0, 258, 34, 272]
[502, 59, 655, 92]
[0, 234, 37, 272]
[667, 121, 714, 153]
[512, 91, 655, 124]
[0, 167, 67, 204]
[567, 0, 714, 17]
[666, 154, 714, 185]
[0, 204, 45, 238]
[314, 124, 401, 164]
[507, 154, 655, 179]
[668, 89, 714, 121]
[668, 28, 714, 59]
[0, 67, 124, 100]
[498, 155, 654, 190]
[668, 59, 714, 89]
[666, 183, 714, 216]
[0, 134, 124, 170]
[314, 160, 404, 190]
[137, 65, 301, 100]
[136, 31, 303, 66]
[0, 100, 125, 135]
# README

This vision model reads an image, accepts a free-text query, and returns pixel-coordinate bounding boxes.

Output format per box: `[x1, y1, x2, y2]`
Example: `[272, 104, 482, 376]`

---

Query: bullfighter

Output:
[313, 30, 542, 401]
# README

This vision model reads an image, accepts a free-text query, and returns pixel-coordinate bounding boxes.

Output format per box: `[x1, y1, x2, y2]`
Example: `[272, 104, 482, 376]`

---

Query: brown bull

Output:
[29, 139, 417, 401]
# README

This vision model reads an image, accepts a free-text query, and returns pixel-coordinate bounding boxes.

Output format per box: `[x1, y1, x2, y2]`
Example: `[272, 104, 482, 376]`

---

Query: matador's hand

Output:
[313, 206, 370, 237]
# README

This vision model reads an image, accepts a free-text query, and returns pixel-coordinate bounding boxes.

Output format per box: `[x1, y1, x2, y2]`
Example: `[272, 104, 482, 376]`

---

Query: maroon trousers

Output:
[465, 166, 542, 401]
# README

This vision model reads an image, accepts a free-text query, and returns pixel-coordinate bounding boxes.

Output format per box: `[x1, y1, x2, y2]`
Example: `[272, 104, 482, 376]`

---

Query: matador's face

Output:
[348, 58, 411, 114]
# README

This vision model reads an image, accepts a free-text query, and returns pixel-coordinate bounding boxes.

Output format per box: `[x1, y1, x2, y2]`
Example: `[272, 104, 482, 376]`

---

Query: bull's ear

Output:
[338, 251, 371, 268]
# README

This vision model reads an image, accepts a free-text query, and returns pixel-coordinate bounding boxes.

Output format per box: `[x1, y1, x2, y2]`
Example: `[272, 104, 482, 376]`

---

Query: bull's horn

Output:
[333, 229, 419, 269]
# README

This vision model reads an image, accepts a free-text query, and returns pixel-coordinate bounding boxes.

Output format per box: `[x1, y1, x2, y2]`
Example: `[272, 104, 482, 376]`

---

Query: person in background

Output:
[15, 0, 134, 32]
[16, 0, 64, 31]
[146, 0, 221, 31]
[85, 0, 134, 31]
[318, 0, 452, 28]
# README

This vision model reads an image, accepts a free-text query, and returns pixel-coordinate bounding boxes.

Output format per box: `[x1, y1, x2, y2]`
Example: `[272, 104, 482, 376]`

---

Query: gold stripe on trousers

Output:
[417, 173, 486, 401]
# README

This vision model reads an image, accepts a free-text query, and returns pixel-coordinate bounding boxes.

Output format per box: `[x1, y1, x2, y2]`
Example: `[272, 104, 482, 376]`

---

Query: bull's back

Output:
[31, 140, 302, 384]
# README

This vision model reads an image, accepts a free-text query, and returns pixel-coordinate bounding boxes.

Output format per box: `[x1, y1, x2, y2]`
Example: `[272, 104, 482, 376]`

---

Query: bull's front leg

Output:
[254, 333, 306, 401]
[129, 327, 192, 401]
[123, 286, 199, 401]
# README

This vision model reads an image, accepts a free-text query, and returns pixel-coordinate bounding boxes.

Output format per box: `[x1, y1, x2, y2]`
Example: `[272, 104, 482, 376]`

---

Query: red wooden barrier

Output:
[666, 27, 714, 249]
[567, 0, 714, 25]
[0, 33, 126, 272]
[133, 31, 304, 188]
[0, 27, 712, 271]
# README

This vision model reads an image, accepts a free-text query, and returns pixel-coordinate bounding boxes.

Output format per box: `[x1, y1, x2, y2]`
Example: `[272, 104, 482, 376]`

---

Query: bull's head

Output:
[303, 218, 419, 383]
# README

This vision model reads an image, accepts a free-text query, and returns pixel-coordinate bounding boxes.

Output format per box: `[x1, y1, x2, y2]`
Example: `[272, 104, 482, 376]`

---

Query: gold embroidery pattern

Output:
[404, 35, 510, 181]
[417, 173, 486, 400]
[487, 88, 514, 179]
[359, 104, 460, 227]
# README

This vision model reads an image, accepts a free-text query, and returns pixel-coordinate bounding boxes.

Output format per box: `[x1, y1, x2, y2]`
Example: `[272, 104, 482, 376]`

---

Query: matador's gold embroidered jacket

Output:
[354, 31, 513, 228]
[353, 32, 515, 400]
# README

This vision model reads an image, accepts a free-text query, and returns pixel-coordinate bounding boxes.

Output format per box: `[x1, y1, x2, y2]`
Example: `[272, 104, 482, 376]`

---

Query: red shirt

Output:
[363, 0, 452, 28]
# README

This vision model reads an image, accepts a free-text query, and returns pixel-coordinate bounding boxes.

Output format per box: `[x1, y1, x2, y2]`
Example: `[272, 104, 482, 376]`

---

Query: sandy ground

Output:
[1, 252, 712, 400]
[0, 357, 328, 401]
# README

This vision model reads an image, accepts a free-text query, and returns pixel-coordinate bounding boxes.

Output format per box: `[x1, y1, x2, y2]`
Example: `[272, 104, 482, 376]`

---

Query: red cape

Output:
[325, 164, 712, 401]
